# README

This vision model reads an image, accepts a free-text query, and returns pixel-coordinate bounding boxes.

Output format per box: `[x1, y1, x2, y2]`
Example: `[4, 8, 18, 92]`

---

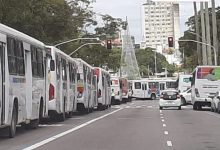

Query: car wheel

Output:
[178, 106, 181, 110]
[181, 97, 186, 106]
[159, 106, 163, 110]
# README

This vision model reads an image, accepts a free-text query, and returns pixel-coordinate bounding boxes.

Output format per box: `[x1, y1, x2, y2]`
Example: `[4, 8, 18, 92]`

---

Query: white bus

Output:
[132, 79, 159, 100]
[110, 77, 122, 104]
[94, 67, 111, 110]
[177, 74, 192, 93]
[76, 58, 94, 113]
[46, 46, 77, 121]
[191, 66, 220, 110]
[0, 24, 49, 137]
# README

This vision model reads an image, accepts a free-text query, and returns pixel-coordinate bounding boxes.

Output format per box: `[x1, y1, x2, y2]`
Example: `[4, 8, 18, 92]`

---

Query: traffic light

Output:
[168, 37, 174, 48]
[106, 39, 112, 50]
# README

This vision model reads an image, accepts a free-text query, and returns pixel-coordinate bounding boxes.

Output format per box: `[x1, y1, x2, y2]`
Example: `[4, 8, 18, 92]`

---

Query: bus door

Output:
[0, 42, 5, 125]
[160, 82, 165, 91]
[142, 82, 147, 98]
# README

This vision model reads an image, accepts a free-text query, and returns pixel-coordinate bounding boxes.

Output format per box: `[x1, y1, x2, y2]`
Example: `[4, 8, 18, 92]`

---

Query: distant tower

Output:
[120, 23, 141, 80]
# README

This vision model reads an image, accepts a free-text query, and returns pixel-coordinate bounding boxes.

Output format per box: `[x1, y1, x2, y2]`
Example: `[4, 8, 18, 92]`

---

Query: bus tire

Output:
[151, 94, 156, 100]
[193, 103, 197, 110]
[9, 104, 17, 138]
[39, 100, 43, 122]
[59, 100, 66, 122]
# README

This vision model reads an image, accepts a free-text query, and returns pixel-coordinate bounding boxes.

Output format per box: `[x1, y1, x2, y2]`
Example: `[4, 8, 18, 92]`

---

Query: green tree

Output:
[179, 6, 220, 69]
[0, 0, 94, 44]
[135, 48, 175, 77]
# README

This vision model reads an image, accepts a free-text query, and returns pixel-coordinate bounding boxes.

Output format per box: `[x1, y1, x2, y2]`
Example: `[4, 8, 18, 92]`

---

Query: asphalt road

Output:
[1, 99, 220, 150]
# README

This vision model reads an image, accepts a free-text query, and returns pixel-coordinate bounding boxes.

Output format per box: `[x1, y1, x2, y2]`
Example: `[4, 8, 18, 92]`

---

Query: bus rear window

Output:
[196, 67, 220, 80]
[134, 82, 141, 89]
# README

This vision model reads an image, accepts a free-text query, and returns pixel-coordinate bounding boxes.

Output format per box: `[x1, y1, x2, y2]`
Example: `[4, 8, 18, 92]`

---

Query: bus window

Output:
[134, 82, 141, 89]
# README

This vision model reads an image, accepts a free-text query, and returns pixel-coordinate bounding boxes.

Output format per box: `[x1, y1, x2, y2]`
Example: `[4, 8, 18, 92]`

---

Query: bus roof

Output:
[0, 23, 44, 48]
[75, 58, 93, 69]
[46, 46, 77, 63]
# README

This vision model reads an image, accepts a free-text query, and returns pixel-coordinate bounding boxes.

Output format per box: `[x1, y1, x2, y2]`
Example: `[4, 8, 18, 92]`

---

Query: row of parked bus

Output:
[0, 23, 114, 138]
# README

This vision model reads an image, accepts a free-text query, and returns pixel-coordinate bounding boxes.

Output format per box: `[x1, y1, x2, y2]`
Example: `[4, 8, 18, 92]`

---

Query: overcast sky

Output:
[92, 0, 220, 43]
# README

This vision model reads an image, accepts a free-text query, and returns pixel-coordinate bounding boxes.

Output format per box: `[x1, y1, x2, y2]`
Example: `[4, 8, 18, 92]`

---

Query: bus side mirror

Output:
[50, 60, 55, 71]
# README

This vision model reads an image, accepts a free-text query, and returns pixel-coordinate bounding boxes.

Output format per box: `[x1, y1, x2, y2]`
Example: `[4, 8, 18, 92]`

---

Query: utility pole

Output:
[200, 2, 207, 65]
[211, 0, 219, 65]
[205, 2, 212, 65]
[194, 2, 201, 65]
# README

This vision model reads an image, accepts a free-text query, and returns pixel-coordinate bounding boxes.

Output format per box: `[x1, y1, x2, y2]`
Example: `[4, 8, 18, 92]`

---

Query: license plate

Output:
[167, 101, 173, 103]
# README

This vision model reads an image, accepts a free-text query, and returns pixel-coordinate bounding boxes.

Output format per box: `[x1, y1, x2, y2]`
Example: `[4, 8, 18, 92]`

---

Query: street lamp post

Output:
[152, 50, 157, 77]
[69, 43, 102, 57]
[54, 37, 99, 47]
[178, 39, 217, 66]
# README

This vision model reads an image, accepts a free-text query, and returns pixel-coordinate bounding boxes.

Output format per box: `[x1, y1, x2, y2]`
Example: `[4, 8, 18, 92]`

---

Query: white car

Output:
[211, 91, 220, 113]
[180, 88, 192, 105]
[159, 90, 182, 110]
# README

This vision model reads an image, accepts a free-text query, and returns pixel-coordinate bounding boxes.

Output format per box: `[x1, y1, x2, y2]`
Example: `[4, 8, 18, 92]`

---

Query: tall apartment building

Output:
[141, 0, 181, 64]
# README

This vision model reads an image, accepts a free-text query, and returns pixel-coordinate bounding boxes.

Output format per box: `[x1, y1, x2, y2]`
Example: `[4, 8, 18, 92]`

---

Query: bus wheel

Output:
[59, 101, 66, 122]
[27, 119, 39, 129]
[193, 103, 197, 110]
[9, 104, 17, 138]
[151, 94, 156, 100]
[39, 100, 43, 123]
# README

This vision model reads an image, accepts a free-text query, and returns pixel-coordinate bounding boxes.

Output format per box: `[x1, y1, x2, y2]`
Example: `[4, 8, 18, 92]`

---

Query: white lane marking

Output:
[136, 106, 141, 108]
[160, 113, 163, 116]
[160, 110, 162, 113]
[147, 106, 153, 108]
[206, 112, 220, 119]
[162, 119, 165, 122]
[39, 124, 63, 127]
[164, 131, 168, 135]
[163, 124, 166, 127]
[125, 106, 131, 108]
[167, 141, 173, 147]
[23, 108, 123, 150]
[160, 116, 164, 119]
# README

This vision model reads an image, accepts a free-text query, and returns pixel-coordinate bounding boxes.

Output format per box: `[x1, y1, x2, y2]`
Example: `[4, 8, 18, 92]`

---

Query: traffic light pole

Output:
[54, 37, 99, 47]
[68, 43, 102, 57]
[178, 39, 217, 66]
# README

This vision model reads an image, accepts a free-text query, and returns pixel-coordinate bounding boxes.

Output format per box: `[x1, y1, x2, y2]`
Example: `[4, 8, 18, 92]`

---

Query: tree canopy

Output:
[179, 6, 220, 71]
